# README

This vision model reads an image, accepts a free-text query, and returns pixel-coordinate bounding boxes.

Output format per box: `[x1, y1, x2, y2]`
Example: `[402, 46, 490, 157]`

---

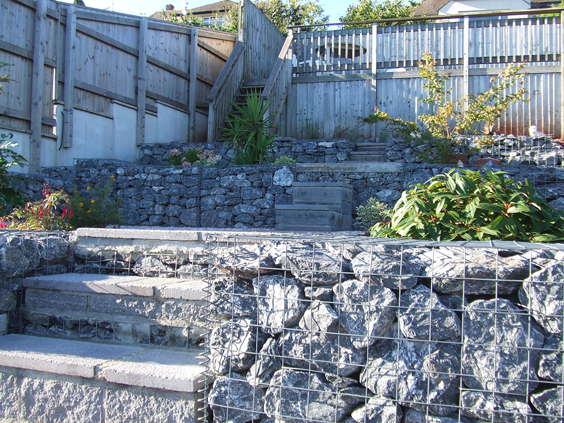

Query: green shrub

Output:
[273, 156, 297, 165]
[68, 177, 122, 228]
[356, 198, 390, 231]
[167, 148, 219, 167]
[370, 169, 564, 242]
[223, 91, 278, 165]
[0, 134, 27, 215]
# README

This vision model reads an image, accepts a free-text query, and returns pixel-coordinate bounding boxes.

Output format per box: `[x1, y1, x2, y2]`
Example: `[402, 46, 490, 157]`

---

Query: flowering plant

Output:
[68, 177, 122, 228]
[1, 184, 73, 230]
[167, 148, 219, 167]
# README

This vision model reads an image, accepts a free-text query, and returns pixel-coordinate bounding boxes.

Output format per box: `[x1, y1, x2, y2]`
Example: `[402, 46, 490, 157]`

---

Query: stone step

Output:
[292, 182, 353, 206]
[22, 273, 207, 348]
[275, 204, 351, 230]
[355, 142, 387, 150]
[348, 151, 387, 162]
[0, 334, 204, 422]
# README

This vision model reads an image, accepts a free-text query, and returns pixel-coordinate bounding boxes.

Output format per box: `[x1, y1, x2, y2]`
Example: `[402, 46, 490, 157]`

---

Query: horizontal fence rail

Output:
[286, 10, 563, 140]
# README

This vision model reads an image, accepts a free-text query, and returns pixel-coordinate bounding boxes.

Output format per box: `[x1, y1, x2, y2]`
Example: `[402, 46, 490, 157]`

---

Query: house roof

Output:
[189, 0, 236, 14]
[413, 0, 451, 16]
[413, 0, 561, 16]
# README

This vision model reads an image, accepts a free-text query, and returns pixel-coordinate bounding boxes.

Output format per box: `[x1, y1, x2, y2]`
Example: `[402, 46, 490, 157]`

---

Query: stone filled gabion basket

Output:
[203, 235, 564, 423]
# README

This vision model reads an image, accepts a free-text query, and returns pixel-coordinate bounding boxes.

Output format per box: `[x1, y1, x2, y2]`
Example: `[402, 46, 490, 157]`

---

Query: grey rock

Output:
[272, 167, 294, 187]
[201, 210, 226, 228]
[0, 236, 41, 277]
[519, 262, 564, 334]
[460, 391, 530, 422]
[402, 409, 472, 423]
[209, 373, 265, 423]
[304, 285, 334, 301]
[350, 396, 402, 423]
[398, 285, 461, 341]
[37, 236, 69, 263]
[264, 368, 365, 423]
[375, 189, 401, 204]
[530, 387, 564, 423]
[351, 251, 421, 290]
[253, 275, 307, 334]
[298, 300, 339, 335]
[132, 256, 173, 277]
[246, 337, 281, 388]
[437, 294, 467, 311]
[280, 330, 366, 377]
[462, 299, 544, 395]
[209, 318, 266, 375]
[538, 333, 563, 382]
[333, 280, 397, 348]
[421, 248, 531, 295]
[360, 333, 460, 416]
[274, 245, 349, 285]
[549, 197, 564, 211]
[210, 278, 257, 319]
[179, 210, 198, 226]
[0, 290, 16, 312]
[216, 245, 276, 280]
[175, 264, 207, 279]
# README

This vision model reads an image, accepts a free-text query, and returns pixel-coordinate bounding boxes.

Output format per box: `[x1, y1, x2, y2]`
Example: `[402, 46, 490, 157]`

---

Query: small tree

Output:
[340, 0, 421, 28]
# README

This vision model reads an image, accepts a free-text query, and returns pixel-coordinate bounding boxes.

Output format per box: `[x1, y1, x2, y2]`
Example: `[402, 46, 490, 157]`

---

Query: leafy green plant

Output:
[356, 198, 391, 231]
[273, 156, 297, 165]
[340, 0, 420, 28]
[0, 134, 27, 215]
[418, 52, 528, 137]
[370, 168, 564, 242]
[2, 184, 72, 230]
[0, 62, 13, 94]
[223, 91, 278, 165]
[305, 119, 322, 139]
[68, 177, 122, 228]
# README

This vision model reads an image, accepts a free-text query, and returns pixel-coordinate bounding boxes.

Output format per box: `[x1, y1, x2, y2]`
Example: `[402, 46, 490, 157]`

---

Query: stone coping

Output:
[23, 274, 207, 301]
[0, 334, 204, 393]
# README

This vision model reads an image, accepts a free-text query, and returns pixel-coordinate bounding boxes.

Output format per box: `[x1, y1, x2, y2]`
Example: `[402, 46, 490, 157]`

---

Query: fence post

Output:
[136, 18, 148, 146]
[561, 11, 563, 139]
[29, 0, 47, 173]
[372, 22, 378, 139]
[463, 15, 470, 111]
[238, 0, 244, 42]
[62, 5, 76, 148]
[188, 27, 198, 143]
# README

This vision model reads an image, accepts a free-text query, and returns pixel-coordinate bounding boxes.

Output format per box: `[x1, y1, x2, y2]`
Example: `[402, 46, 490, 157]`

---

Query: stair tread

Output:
[275, 204, 344, 212]
[0, 334, 204, 392]
[24, 273, 206, 300]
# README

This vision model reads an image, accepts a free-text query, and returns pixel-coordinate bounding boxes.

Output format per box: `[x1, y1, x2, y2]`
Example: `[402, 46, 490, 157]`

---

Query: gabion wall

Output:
[204, 235, 564, 423]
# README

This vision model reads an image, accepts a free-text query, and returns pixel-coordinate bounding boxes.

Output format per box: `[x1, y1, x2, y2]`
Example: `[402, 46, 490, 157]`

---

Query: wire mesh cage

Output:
[202, 234, 564, 423]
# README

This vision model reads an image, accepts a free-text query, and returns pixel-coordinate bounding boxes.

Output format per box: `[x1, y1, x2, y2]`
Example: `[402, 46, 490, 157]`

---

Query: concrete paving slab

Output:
[296, 162, 403, 173]
[99, 349, 205, 393]
[23, 274, 181, 297]
[0, 334, 144, 378]
[158, 280, 207, 301]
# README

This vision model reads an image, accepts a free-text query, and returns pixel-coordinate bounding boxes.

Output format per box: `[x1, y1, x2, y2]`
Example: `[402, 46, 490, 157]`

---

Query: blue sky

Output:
[57, 0, 350, 23]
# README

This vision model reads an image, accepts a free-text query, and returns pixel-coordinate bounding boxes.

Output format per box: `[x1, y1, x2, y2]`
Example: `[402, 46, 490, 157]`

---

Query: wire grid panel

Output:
[203, 234, 564, 423]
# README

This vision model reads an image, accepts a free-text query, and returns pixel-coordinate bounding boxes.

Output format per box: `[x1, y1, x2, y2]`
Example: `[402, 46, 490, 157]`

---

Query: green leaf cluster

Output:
[370, 169, 564, 242]
[0, 62, 13, 94]
[340, 0, 420, 28]
[356, 198, 391, 231]
[223, 91, 278, 165]
[256, 0, 329, 34]
[0, 135, 27, 215]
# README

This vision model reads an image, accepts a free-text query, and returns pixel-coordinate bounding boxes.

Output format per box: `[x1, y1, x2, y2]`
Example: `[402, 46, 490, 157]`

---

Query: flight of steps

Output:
[275, 182, 353, 231]
[0, 267, 208, 421]
[349, 142, 387, 162]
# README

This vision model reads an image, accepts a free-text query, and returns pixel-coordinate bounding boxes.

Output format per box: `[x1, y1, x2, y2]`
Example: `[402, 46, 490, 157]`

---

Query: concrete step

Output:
[0, 334, 203, 422]
[275, 204, 351, 230]
[349, 151, 387, 162]
[23, 273, 207, 348]
[355, 142, 387, 150]
[296, 162, 403, 173]
[292, 182, 353, 206]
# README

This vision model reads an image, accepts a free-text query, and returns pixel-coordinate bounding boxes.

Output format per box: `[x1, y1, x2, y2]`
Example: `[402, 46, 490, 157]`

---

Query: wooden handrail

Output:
[262, 33, 293, 100]
[208, 41, 245, 102]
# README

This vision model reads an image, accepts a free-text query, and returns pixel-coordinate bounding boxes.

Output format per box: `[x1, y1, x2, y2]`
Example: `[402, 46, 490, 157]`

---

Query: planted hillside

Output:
[370, 169, 564, 242]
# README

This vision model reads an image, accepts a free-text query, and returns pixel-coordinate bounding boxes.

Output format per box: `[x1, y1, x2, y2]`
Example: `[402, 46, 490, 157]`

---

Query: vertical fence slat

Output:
[30, 0, 47, 173]
[188, 27, 198, 143]
[136, 18, 147, 147]
[62, 5, 76, 148]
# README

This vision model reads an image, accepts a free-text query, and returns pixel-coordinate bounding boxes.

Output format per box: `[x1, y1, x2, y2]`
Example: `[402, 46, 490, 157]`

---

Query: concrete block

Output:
[0, 335, 144, 378]
[0, 371, 20, 419]
[25, 289, 88, 313]
[24, 274, 178, 297]
[296, 162, 403, 173]
[158, 280, 207, 301]
[21, 377, 103, 423]
[0, 313, 8, 335]
[100, 349, 204, 393]
[161, 300, 206, 325]
[104, 386, 199, 423]
[89, 295, 158, 319]
[275, 204, 344, 228]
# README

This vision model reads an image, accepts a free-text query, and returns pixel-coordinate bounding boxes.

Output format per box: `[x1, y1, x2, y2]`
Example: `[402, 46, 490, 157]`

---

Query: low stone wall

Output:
[206, 236, 564, 423]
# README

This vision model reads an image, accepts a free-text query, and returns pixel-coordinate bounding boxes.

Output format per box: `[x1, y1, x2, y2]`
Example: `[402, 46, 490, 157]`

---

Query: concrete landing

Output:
[0, 334, 204, 392]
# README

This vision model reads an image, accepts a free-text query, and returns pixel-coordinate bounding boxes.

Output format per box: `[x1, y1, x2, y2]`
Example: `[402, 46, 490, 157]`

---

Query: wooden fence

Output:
[0, 0, 236, 172]
[285, 10, 564, 139]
